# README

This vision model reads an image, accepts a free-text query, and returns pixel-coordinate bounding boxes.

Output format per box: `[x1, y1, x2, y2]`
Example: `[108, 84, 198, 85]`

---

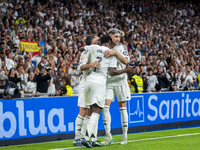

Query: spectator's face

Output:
[40, 68, 45, 75]
[140, 66, 144, 71]
[17, 66, 23, 72]
[194, 66, 199, 71]
[170, 66, 174, 72]
[148, 70, 153, 76]
[157, 66, 162, 72]
[110, 33, 121, 45]
[29, 72, 34, 81]
[62, 78, 66, 86]
[0, 81, 6, 86]
[8, 53, 13, 59]
[59, 57, 63, 63]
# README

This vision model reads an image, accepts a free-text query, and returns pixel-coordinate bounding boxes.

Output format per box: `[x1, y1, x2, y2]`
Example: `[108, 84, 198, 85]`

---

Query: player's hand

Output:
[125, 66, 133, 74]
[104, 50, 115, 58]
[91, 61, 100, 68]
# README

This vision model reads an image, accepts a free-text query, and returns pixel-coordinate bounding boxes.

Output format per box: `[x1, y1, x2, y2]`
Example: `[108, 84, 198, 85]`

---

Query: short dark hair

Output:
[100, 35, 112, 44]
[147, 68, 153, 72]
[86, 35, 95, 45]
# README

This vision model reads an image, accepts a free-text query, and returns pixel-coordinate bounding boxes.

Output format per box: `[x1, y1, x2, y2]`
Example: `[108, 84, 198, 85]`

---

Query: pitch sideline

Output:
[50, 132, 200, 150]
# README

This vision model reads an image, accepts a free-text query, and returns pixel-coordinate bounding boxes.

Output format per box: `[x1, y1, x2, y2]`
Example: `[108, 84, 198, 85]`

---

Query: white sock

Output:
[91, 119, 98, 142]
[74, 115, 84, 140]
[81, 115, 90, 138]
[86, 113, 99, 141]
[103, 105, 111, 136]
[120, 107, 128, 139]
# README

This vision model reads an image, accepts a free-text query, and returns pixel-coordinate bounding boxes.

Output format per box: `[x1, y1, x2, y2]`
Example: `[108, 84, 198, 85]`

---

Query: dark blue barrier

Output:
[0, 91, 200, 145]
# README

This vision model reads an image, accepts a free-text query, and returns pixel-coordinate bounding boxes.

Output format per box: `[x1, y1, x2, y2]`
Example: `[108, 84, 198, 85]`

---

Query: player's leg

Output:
[73, 107, 87, 146]
[74, 85, 89, 146]
[82, 82, 105, 147]
[115, 84, 130, 145]
[118, 101, 128, 144]
[81, 108, 92, 138]
[102, 99, 113, 145]
[102, 86, 114, 145]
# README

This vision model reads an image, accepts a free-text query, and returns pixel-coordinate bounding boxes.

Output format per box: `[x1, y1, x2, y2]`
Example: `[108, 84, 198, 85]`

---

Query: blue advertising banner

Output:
[0, 91, 200, 140]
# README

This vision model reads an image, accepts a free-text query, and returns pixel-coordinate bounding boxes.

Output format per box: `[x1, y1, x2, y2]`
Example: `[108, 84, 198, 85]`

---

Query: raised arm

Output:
[104, 50, 128, 65]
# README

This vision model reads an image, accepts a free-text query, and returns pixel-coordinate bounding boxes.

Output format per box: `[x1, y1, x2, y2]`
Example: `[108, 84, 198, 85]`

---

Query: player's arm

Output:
[104, 50, 128, 65]
[80, 61, 100, 71]
[131, 78, 139, 93]
[78, 48, 100, 71]
[109, 66, 133, 76]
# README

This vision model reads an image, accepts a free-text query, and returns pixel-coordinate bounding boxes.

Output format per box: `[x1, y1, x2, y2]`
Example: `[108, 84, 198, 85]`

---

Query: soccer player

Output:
[73, 35, 100, 146]
[80, 35, 119, 148]
[101, 28, 130, 145]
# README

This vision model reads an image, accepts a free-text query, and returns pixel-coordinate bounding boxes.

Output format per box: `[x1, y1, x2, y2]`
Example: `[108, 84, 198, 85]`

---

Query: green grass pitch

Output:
[1, 127, 200, 150]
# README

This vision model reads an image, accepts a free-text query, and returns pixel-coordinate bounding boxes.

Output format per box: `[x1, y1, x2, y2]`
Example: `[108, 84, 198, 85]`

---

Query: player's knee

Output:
[105, 99, 112, 106]
[79, 107, 87, 117]
[118, 101, 127, 108]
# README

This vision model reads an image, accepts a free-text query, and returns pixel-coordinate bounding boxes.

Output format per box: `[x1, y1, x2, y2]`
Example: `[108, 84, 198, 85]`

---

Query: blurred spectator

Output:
[166, 65, 177, 88]
[31, 49, 43, 66]
[24, 71, 37, 94]
[193, 65, 200, 89]
[8, 67, 21, 85]
[0, 73, 21, 99]
[181, 69, 193, 90]
[154, 65, 168, 88]
[47, 68, 56, 94]
[68, 62, 81, 94]
[35, 67, 51, 93]
[54, 67, 65, 95]
[146, 68, 158, 92]
[60, 76, 73, 96]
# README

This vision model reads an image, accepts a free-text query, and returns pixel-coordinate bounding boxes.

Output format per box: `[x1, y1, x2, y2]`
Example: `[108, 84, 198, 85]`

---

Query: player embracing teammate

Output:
[73, 28, 131, 148]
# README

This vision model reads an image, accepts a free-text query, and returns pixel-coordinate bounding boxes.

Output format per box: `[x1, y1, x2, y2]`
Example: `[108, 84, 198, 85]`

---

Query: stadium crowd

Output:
[0, 0, 200, 98]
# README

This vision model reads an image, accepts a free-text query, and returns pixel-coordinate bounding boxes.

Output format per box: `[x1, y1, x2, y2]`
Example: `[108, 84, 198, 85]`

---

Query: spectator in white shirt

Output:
[24, 71, 37, 94]
[146, 67, 159, 92]
[181, 69, 193, 89]
[31, 49, 43, 66]
[4, 50, 15, 70]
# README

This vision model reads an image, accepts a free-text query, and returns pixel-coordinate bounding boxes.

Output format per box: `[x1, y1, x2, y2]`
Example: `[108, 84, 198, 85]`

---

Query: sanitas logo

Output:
[147, 93, 200, 121]
[0, 101, 66, 138]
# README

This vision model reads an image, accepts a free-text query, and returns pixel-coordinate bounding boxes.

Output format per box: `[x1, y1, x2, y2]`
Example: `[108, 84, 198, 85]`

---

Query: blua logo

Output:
[0, 101, 66, 138]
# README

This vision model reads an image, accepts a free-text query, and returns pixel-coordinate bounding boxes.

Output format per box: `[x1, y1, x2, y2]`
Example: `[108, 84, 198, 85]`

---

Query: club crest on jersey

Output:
[81, 55, 86, 61]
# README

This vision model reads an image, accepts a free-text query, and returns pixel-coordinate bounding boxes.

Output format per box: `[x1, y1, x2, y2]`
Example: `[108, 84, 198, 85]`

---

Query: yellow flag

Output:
[19, 41, 40, 52]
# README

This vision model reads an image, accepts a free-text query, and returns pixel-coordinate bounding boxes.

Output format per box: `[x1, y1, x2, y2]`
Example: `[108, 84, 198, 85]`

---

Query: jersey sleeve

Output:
[77, 50, 90, 71]
[121, 45, 129, 60]
[109, 56, 117, 68]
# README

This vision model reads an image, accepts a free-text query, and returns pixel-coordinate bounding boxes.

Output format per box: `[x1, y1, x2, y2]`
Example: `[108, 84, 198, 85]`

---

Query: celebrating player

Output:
[80, 35, 118, 148]
[102, 28, 130, 145]
[73, 35, 100, 146]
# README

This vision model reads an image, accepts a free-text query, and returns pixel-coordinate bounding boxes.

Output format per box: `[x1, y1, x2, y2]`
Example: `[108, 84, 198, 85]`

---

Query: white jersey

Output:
[84, 45, 117, 86]
[77, 50, 91, 89]
[106, 44, 129, 86]
[146, 75, 158, 91]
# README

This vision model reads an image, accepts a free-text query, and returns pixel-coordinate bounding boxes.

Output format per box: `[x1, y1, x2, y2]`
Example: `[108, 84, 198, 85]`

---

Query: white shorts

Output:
[78, 86, 90, 108]
[105, 83, 131, 102]
[84, 82, 106, 108]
